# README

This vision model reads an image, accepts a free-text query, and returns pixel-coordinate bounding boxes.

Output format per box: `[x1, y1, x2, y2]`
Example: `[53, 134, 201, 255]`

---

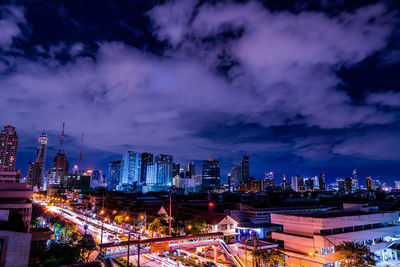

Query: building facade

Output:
[107, 160, 121, 190]
[202, 159, 220, 189]
[272, 204, 400, 266]
[0, 125, 18, 172]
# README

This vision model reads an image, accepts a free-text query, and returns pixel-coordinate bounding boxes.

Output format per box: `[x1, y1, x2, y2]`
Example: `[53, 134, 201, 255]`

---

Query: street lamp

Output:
[100, 217, 108, 247]
[187, 225, 192, 231]
[299, 252, 313, 266]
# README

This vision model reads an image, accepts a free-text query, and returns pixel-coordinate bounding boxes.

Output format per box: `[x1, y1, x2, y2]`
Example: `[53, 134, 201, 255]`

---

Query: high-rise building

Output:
[229, 165, 242, 191]
[351, 169, 359, 191]
[366, 176, 373, 190]
[264, 171, 274, 189]
[47, 122, 69, 185]
[172, 163, 180, 177]
[337, 178, 345, 193]
[202, 159, 220, 189]
[0, 125, 18, 172]
[318, 173, 326, 191]
[186, 162, 195, 178]
[119, 151, 142, 191]
[107, 160, 121, 190]
[146, 164, 157, 185]
[156, 154, 173, 186]
[344, 177, 352, 193]
[291, 175, 304, 192]
[241, 156, 249, 180]
[141, 153, 153, 184]
[395, 181, 400, 190]
[27, 130, 48, 190]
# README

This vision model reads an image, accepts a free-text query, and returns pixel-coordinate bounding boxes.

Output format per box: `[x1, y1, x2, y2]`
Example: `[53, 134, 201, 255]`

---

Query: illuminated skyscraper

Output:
[264, 171, 274, 188]
[241, 156, 249, 180]
[318, 173, 326, 190]
[120, 151, 141, 191]
[107, 160, 121, 190]
[0, 125, 18, 171]
[141, 152, 153, 184]
[27, 130, 48, 190]
[230, 165, 242, 191]
[291, 175, 304, 192]
[186, 162, 195, 178]
[352, 169, 359, 190]
[202, 159, 220, 189]
[156, 154, 173, 186]
[47, 122, 69, 185]
[366, 176, 373, 190]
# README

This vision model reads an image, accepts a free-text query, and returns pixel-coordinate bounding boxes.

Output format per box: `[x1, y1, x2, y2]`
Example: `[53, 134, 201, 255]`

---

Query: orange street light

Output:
[125, 216, 130, 221]
[104, 218, 108, 222]
[100, 209, 105, 215]
[187, 225, 192, 230]
[113, 210, 117, 215]
[140, 215, 144, 220]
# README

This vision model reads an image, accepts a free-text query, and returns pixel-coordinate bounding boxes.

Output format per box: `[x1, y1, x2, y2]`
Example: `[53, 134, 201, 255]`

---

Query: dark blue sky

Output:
[1, 0, 400, 185]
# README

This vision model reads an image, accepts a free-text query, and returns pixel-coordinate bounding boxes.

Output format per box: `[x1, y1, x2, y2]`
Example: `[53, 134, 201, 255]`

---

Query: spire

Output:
[58, 121, 65, 154]
[78, 131, 84, 173]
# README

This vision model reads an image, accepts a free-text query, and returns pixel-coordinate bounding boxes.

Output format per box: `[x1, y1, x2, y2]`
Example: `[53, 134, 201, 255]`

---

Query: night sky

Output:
[1, 0, 400, 185]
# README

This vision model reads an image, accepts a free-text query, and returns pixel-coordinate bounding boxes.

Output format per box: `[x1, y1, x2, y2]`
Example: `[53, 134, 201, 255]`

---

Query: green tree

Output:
[185, 216, 206, 235]
[148, 217, 167, 237]
[77, 234, 97, 262]
[334, 241, 376, 267]
[251, 249, 285, 267]
[39, 240, 83, 267]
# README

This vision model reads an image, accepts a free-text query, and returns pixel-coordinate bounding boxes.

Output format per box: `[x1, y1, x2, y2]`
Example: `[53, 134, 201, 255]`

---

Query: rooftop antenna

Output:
[58, 121, 66, 153]
[78, 131, 84, 174]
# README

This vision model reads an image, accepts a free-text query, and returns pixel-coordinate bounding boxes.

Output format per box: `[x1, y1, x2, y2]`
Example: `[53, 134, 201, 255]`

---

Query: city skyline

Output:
[1, 0, 400, 184]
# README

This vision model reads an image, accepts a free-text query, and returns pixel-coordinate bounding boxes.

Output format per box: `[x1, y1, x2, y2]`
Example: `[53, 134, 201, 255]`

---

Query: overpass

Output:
[99, 232, 244, 267]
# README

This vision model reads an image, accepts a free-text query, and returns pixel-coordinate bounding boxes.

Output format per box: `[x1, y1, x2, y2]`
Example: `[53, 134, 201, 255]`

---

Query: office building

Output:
[47, 123, 69, 186]
[352, 169, 359, 190]
[264, 171, 274, 189]
[366, 176, 373, 190]
[186, 162, 195, 178]
[240, 179, 263, 193]
[172, 163, 180, 178]
[155, 154, 173, 186]
[141, 153, 153, 184]
[27, 130, 48, 190]
[241, 156, 249, 180]
[0, 125, 18, 172]
[63, 174, 91, 192]
[291, 175, 304, 192]
[272, 204, 400, 266]
[318, 173, 326, 191]
[120, 151, 141, 191]
[202, 159, 220, 189]
[229, 165, 242, 191]
[107, 160, 121, 190]
[337, 178, 345, 193]
[344, 177, 352, 193]
[395, 181, 400, 190]
[0, 175, 33, 267]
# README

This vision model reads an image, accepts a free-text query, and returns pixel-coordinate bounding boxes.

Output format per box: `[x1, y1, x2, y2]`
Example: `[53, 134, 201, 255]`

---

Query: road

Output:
[37, 201, 181, 267]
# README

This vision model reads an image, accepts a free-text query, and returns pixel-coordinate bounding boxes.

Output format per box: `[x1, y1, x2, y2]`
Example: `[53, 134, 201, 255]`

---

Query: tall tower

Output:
[241, 156, 249, 180]
[47, 122, 69, 185]
[27, 130, 48, 190]
[0, 125, 18, 171]
[186, 162, 195, 178]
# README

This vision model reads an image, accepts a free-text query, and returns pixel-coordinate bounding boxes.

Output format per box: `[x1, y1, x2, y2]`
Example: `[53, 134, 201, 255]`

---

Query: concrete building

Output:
[0, 125, 18, 172]
[0, 175, 33, 267]
[272, 204, 400, 266]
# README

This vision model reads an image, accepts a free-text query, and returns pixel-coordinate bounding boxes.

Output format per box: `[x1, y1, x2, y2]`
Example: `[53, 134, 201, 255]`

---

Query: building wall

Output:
[0, 230, 31, 267]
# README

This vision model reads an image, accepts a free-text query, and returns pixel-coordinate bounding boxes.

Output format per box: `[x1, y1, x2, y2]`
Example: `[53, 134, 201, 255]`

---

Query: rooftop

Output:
[280, 210, 390, 218]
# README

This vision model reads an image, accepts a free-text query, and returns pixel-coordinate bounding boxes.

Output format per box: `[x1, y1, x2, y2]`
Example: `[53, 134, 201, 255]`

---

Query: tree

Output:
[148, 217, 167, 237]
[251, 249, 285, 267]
[185, 216, 206, 235]
[77, 234, 97, 262]
[334, 241, 376, 267]
[39, 240, 83, 267]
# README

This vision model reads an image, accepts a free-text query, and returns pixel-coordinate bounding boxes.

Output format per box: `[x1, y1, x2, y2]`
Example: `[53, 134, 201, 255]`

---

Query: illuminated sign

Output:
[150, 242, 169, 253]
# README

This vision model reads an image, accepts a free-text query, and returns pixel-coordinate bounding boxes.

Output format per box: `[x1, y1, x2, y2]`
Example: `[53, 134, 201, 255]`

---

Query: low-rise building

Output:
[271, 204, 400, 266]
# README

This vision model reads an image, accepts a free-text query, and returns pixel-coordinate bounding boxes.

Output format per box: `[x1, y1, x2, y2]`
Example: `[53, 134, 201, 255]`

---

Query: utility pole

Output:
[169, 194, 172, 236]
[137, 234, 141, 267]
[127, 231, 130, 266]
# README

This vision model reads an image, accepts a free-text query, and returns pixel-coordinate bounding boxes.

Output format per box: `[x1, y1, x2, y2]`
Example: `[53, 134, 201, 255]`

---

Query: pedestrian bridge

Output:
[99, 232, 224, 258]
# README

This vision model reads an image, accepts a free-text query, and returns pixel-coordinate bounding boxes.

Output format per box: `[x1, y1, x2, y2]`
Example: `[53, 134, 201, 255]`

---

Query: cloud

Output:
[0, 5, 25, 49]
[332, 132, 400, 160]
[0, 0, 399, 175]
[366, 91, 400, 107]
